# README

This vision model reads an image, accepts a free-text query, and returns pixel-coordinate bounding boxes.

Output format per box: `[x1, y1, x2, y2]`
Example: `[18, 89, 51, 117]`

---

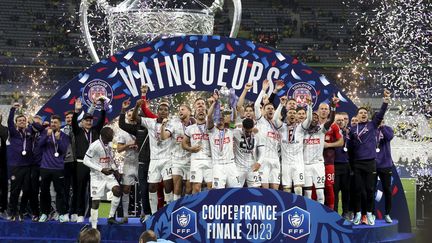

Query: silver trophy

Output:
[80, 0, 242, 63]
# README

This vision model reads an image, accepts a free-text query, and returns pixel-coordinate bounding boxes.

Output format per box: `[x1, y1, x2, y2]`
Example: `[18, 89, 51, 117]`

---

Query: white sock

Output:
[122, 193, 130, 217]
[173, 194, 181, 201]
[108, 196, 120, 218]
[149, 192, 158, 214]
[164, 191, 173, 204]
[304, 190, 312, 199]
[90, 208, 98, 229]
[294, 186, 303, 196]
[316, 189, 325, 204]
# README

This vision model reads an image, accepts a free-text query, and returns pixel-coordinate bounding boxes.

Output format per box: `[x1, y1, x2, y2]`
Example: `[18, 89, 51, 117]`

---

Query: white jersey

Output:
[140, 117, 173, 160]
[116, 129, 138, 166]
[303, 124, 328, 164]
[84, 140, 117, 180]
[208, 127, 235, 163]
[233, 129, 263, 169]
[279, 123, 305, 164]
[256, 117, 280, 159]
[184, 123, 211, 160]
[170, 118, 191, 161]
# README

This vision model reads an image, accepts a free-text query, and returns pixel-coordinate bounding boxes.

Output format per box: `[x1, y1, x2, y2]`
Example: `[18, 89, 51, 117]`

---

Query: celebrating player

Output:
[84, 127, 122, 228]
[207, 93, 241, 189]
[275, 96, 313, 195]
[302, 96, 338, 204]
[135, 99, 174, 214]
[254, 80, 281, 189]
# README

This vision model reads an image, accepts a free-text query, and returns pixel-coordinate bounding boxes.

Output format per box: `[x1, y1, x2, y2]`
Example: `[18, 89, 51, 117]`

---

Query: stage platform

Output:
[0, 218, 415, 242]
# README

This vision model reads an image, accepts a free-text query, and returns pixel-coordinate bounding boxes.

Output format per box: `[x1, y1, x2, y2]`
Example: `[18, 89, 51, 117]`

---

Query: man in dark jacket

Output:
[119, 99, 152, 223]
[0, 114, 8, 218]
[72, 98, 106, 222]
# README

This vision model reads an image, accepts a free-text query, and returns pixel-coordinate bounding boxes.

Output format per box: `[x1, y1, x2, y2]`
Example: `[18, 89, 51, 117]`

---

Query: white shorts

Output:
[237, 167, 261, 187]
[122, 165, 138, 186]
[172, 160, 190, 180]
[147, 159, 173, 183]
[260, 158, 281, 184]
[304, 163, 325, 188]
[190, 159, 212, 183]
[212, 163, 242, 189]
[90, 175, 119, 200]
[281, 161, 305, 187]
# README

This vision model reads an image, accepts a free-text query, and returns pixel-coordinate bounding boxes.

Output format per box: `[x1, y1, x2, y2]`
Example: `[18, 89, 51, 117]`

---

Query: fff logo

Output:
[281, 206, 311, 240]
[171, 206, 197, 239]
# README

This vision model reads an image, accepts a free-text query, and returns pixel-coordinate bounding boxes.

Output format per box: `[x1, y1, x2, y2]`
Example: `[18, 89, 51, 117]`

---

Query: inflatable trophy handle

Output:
[79, 0, 242, 63]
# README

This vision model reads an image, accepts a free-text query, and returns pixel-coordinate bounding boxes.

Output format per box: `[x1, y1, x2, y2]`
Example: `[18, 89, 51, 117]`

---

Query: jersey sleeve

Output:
[116, 131, 127, 145]
[332, 123, 342, 140]
[140, 117, 155, 130]
[83, 143, 103, 172]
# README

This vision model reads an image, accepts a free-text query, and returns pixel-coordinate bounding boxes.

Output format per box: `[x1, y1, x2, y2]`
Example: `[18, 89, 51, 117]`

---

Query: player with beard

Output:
[254, 80, 281, 189]
[136, 100, 174, 214]
[182, 106, 212, 193]
[349, 89, 391, 226]
[72, 98, 106, 222]
[318, 102, 344, 210]
[275, 96, 313, 195]
[233, 118, 264, 187]
[302, 96, 338, 204]
[236, 83, 256, 123]
[84, 127, 122, 228]
[169, 105, 194, 200]
[334, 112, 351, 219]
[296, 107, 307, 123]
[116, 100, 139, 223]
[38, 115, 70, 222]
[207, 94, 241, 189]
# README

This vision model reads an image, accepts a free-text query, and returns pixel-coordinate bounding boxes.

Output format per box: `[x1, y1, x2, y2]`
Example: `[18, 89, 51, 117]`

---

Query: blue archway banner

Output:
[36, 35, 357, 121]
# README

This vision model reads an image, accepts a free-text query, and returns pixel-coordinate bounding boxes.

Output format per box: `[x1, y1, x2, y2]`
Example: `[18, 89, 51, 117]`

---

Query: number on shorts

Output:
[327, 173, 334, 182]
[166, 168, 172, 175]
[317, 176, 325, 184]
[299, 173, 304, 180]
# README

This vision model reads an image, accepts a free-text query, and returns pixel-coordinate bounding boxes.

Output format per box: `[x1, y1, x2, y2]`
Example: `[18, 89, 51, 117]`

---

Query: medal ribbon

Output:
[20, 129, 26, 153]
[219, 129, 226, 152]
[356, 124, 368, 143]
[51, 131, 59, 155]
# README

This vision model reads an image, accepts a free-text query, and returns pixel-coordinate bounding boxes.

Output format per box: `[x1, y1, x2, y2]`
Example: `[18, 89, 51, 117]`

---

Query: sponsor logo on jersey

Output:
[192, 134, 209, 140]
[287, 82, 318, 108]
[214, 137, 231, 145]
[303, 138, 321, 145]
[267, 131, 280, 140]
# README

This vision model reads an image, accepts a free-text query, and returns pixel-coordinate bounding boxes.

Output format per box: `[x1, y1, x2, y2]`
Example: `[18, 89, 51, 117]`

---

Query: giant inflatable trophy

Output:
[80, 0, 242, 63]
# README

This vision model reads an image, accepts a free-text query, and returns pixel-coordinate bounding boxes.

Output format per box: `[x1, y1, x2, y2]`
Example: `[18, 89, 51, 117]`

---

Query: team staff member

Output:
[7, 103, 41, 221]
[38, 115, 70, 223]
[334, 112, 351, 219]
[72, 97, 106, 222]
[120, 98, 152, 223]
[0, 114, 8, 218]
[349, 89, 391, 226]
[375, 121, 395, 223]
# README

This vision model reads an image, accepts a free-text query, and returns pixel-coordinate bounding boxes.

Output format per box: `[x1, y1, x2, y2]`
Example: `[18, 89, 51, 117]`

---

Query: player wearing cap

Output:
[72, 97, 106, 222]
[207, 94, 241, 189]
[254, 80, 281, 189]
[169, 105, 194, 200]
[84, 127, 122, 228]
[275, 96, 313, 195]
[302, 96, 338, 204]
[318, 102, 344, 210]
[349, 89, 391, 226]
[233, 118, 264, 187]
[38, 115, 70, 223]
[135, 99, 174, 214]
